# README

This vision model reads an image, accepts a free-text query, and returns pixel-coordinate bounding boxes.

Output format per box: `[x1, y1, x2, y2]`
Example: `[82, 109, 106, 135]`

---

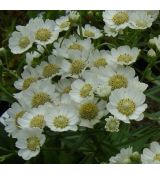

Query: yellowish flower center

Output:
[22, 77, 37, 90]
[117, 54, 133, 63]
[15, 111, 25, 128]
[80, 84, 92, 98]
[112, 12, 129, 25]
[30, 115, 44, 129]
[32, 92, 51, 108]
[109, 74, 128, 90]
[94, 58, 107, 68]
[27, 136, 40, 151]
[79, 102, 99, 120]
[69, 43, 84, 51]
[84, 30, 95, 37]
[35, 28, 52, 42]
[19, 37, 30, 49]
[154, 154, 160, 161]
[43, 64, 59, 78]
[70, 59, 85, 75]
[117, 98, 136, 116]
[63, 86, 71, 94]
[53, 115, 69, 129]
[60, 21, 70, 29]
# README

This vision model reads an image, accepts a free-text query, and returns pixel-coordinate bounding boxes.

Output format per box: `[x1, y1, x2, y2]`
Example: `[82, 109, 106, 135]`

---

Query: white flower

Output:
[4, 102, 28, 138]
[95, 84, 111, 98]
[69, 79, 95, 103]
[68, 11, 80, 24]
[36, 54, 63, 78]
[88, 49, 113, 68]
[78, 24, 102, 39]
[146, 10, 159, 21]
[18, 105, 47, 130]
[147, 48, 156, 58]
[153, 35, 160, 51]
[104, 25, 119, 37]
[14, 66, 39, 90]
[77, 98, 107, 128]
[16, 128, 45, 160]
[14, 79, 59, 109]
[0, 111, 10, 126]
[45, 104, 79, 132]
[53, 35, 93, 58]
[109, 147, 133, 163]
[107, 87, 147, 123]
[55, 16, 70, 31]
[109, 45, 140, 65]
[28, 17, 59, 45]
[129, 11, 154, 30]
[105, 116, 120, 133]
[9, 26, 34, 54]
[141, 141, 160, 164]
[103, 10, 131, 30]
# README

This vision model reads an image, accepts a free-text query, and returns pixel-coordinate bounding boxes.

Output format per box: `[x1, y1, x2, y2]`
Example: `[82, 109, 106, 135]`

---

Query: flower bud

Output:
[147, 48, 156, 58]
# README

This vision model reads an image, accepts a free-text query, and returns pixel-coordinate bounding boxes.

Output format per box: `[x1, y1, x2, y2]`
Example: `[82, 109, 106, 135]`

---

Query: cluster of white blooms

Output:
[103, 10, 159, 37]
[109, 141, 160, 164]
[1, 10, 158, 162]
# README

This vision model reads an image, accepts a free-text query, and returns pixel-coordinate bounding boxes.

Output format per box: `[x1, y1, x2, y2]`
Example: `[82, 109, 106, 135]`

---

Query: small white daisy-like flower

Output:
[105, 116, 120, 133]
[104, 25, 119, 37]
[14, 66, 39, 90]
[107, 87, 147, 123]
[141, 141, 160, 164]
[129, 11, 154, 30]
[53, 35, 93, 58]
[77, 24, 102, 39]
[9, 26, 34, 54]
[18, 105, 47, 130]
[88, 49, 113, 68]
[36, 54, 63, 78]
[69, 79, 95, 103]
[14, 79, 59, 109]
[4, 102, 28, 138]
[109, 147, 133, 164]
[103, 10, 131, 30]
[16, 128, 45, 160]
[28, 17, 59, 45]
[77, 98, 108, 128]
[68, 11, 80, 24]
[45, 104, 79, 132]
[55, 16, 70, 32]
[109, 45, 140, 65]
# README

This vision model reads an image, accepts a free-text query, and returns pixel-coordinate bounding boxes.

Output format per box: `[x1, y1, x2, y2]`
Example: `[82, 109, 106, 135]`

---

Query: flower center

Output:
[108, 74, 128, 90]
[69, 43, 83, 51]
[32, 92, 51, 108]
[60, 21, 70, 29]
[43, 64, 59, 78]
[15, 111, 25, 128]
[53, 115, 69, 129]
[80, 84, 92, 98]
[63, 86, 71, 94]
[19, 37, 30, 49]
[112, 12, 129, 25]
[94, 58, 107, 68]
[22, 77, 37, 90]
[154, 154, 160, 161]
[70, 59, 85, 75]
[27, 136, 40, 151]
[30, 115, 44, 129]
[35, 28, 52, 42]
[79, 102, 99, 120]
[117, 54, 133, 63]
[84, 30, 95, 37]
[117, 98, 136, 116]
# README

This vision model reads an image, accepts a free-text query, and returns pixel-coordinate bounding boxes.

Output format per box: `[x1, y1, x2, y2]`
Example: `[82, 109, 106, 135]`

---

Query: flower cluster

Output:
[0, 10, 159, 162]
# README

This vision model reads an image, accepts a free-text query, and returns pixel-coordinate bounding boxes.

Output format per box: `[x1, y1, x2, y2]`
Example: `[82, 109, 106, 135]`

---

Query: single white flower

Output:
[16, 128, 45, 160]
[45, 104, 79, 132]
[28, 17, 59, 45]
[104, 25, 119, 37]
[9, 26, 34, 54]
[14, 79, 59, 109]
[68, 11, 80, 24]
[105, 116, 120, 133]
[78, 24, 102, 39]
[55, 16, 70, 31]
[147, 48, 156, 58]
[141, 141, 160, 164]
[109, 45, 140, 65]
[107, 87, 147, 123]
[103, 10, 131, 30]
